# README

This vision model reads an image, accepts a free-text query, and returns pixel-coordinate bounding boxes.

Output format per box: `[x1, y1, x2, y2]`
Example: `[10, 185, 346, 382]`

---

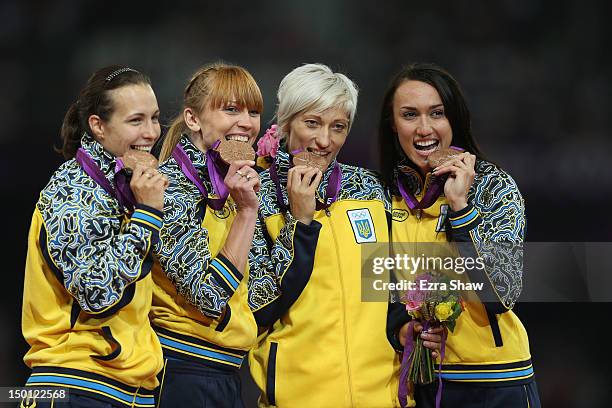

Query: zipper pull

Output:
[325, 208, 331, 217]
[415, 209, 422, 220]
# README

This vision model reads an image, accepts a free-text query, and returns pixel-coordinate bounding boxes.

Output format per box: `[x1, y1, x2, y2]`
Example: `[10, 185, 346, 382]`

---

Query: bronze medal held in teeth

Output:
[120, 149, 159, 171]
[426, 148, 464, 169]
[216, 139, 256, 164]
[292, 151, 327, 172]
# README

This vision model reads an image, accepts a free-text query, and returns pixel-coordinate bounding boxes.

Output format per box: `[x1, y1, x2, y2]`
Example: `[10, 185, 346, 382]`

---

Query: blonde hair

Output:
[159, 62, 264, 161]
[276, 63, 358, 139]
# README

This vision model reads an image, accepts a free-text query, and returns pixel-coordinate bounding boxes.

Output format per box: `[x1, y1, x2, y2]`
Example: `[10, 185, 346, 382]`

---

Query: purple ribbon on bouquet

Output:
[172, 140, 228, 211]
[75, 148, 135, 211]
[437, 329, 447, 407]
[269, 148, 342, 212]
[398, 320, 416, 408]
[398, 320, 447, 408]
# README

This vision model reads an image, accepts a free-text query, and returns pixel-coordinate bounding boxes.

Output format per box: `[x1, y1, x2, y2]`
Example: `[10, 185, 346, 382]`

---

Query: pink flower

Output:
[402, 273, 433, 312]
[257, 124, 280, 158]
[405, 289, 425, 302]
[406, 300, 423, 312]
[404, 274, 431, 301]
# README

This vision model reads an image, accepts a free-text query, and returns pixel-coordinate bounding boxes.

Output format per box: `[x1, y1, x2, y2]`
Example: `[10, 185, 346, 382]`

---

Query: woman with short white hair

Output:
[248, 63, 441, 407]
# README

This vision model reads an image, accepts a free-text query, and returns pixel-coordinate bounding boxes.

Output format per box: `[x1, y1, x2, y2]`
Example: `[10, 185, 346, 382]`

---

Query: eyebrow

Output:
[126, 109, 160, 118]
[400, 104, 444, 110]
[303, 113, 349, 122]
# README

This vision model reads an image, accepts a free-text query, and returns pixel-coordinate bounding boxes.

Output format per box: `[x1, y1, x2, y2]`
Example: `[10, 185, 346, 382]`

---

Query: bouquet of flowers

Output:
[398, 273, 464, 408]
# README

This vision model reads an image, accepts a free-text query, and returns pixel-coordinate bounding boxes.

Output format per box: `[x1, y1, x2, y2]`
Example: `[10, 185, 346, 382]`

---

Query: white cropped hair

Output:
[276, 63, 359, 138]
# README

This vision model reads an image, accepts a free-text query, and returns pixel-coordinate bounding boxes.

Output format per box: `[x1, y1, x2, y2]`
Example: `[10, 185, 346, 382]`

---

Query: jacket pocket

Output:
[266, 342, 278, 406]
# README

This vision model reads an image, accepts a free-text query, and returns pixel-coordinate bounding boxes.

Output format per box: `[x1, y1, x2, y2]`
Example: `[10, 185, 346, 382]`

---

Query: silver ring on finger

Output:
[236, 170, 245, 177]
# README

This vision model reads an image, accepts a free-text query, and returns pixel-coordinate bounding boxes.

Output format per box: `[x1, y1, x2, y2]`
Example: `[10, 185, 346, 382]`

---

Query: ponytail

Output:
[58, 101, 83, 159]
[159, 115, 187, 162]
[56, 65, 152, 160]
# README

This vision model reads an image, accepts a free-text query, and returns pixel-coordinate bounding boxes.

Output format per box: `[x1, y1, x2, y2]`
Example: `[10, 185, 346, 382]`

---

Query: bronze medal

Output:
[426, 147, 464, 168]
[216, 139, 255, 164]
[121, 149, 159, 170]
[292, 150, 327, 172]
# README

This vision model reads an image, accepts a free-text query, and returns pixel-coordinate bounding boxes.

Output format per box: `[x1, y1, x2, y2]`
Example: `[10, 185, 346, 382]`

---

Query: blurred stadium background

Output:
[1, 1, 610, 406]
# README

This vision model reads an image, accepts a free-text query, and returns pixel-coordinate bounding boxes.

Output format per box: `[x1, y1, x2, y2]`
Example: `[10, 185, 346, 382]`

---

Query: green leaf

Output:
[449, 302, 462, 320]
[446, 320, 456, 332]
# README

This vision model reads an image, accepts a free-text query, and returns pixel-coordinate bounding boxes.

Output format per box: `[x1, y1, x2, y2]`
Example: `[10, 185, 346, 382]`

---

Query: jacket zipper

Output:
[326, 208, 355, 406]
[413, 174, 428, 255]
[414, 171, 434, 257]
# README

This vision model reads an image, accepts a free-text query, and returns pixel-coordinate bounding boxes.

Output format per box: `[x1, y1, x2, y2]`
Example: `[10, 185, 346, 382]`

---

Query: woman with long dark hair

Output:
[381, 63, 541, 407]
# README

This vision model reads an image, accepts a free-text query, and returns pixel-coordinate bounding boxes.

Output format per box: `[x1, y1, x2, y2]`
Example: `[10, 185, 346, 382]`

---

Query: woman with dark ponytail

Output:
[22, 65, 168, 407]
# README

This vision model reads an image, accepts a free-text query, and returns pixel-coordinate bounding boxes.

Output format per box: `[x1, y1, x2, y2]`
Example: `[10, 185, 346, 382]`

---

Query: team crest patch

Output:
[392, 209, 409, 222]
[347, 208, 377, 243]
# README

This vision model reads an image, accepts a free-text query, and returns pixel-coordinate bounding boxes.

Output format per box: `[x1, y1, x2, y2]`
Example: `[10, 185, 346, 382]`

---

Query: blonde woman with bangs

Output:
[151, 63, 262, 407]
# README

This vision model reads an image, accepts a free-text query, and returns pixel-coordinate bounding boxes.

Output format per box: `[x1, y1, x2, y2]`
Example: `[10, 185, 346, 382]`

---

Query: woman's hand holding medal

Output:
[430, 149, 477, 212]
[287, 151, 324, 226]
[218, 139, 260, 214]
[122, 150, 168, 211]
[224, 160, 260, 213]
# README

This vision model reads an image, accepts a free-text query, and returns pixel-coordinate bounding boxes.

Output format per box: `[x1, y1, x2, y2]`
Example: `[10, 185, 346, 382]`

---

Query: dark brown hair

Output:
[59, 65, 152, 159]
[378, 63, 485, 186]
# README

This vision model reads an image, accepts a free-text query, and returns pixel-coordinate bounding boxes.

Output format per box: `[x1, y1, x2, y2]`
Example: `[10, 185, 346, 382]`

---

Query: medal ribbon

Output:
[172, 141, 228, 211]
[75, 148, 136, 211]
[396, 146, 464, 210]
[269, 148, 342, 212]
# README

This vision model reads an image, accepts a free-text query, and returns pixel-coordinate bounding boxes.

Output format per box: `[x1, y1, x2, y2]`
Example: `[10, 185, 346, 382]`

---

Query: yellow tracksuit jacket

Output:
[388, 161, 534, 386]
[248, 149, 400, 408]
[22, 135, 163, 407]
[150, 136, 257, 371]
